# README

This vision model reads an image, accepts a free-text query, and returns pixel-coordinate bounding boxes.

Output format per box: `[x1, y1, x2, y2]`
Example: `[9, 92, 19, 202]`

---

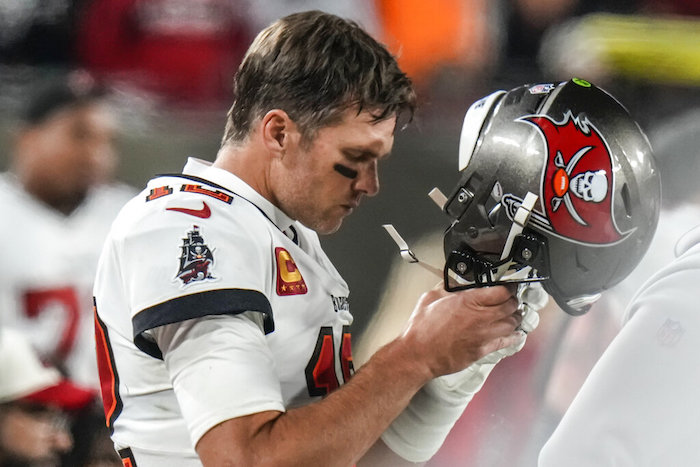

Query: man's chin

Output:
[304, 215, 346, 235]
[315, 221, 344, 235]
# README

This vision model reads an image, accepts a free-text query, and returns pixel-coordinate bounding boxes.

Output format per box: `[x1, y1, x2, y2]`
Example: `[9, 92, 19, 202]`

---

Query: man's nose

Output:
[353, 161, 379, 197]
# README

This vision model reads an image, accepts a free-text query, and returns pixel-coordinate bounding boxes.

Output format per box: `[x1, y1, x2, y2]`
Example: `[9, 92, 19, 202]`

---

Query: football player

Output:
[93, 11, 531, 466]
[0, 70, 134, 388]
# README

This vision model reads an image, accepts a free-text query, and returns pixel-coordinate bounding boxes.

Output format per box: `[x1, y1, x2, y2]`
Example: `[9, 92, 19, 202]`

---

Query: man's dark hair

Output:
[22, 70, 107, 126]
[222, 10, 416, 146]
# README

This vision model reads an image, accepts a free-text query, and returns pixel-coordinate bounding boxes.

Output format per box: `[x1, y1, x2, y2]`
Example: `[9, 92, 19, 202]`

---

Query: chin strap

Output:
[382, 187, 453, 280]
[565, 293, 601, 314]
[382, 224, 443, 279]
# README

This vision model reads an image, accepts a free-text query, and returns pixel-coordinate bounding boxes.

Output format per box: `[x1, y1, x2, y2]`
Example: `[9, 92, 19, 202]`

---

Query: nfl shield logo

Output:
[656, 318, 684, 347]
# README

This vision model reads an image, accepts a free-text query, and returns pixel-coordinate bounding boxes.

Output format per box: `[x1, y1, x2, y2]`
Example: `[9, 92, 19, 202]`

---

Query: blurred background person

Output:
[0, 70, 133, 466]
[0, 69, 133, 385]
[0, 328, 106, 467]
[75, 0, 253, 108]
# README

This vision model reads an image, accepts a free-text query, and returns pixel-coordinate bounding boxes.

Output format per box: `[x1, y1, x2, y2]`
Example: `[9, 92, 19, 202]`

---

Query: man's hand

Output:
[379, 282, 544, 463]
[397, 282, 522, 380]
[432, 282, 546, 393]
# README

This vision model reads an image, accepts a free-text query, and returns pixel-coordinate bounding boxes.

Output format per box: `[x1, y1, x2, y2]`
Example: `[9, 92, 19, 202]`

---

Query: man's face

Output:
[15, 102, 117, 212]
[0, 403, 72, 464]
[272, 109, 396, 234]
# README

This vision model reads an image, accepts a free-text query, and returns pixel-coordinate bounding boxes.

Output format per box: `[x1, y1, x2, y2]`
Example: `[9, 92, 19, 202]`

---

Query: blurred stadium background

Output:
[1, 1, 699, 465]
[3, 0, 699, 334]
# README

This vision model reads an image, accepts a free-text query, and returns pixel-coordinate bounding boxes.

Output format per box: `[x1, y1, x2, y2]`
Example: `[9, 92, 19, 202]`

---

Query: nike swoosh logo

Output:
[166, 202, 211, 218]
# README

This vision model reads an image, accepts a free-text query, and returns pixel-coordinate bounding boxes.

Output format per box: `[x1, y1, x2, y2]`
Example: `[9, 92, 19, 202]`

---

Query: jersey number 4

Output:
[305, 326, 354, 397]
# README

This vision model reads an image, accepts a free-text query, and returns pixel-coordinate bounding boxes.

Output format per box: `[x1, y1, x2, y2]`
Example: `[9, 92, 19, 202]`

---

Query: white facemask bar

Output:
[493, 191, 539, 279]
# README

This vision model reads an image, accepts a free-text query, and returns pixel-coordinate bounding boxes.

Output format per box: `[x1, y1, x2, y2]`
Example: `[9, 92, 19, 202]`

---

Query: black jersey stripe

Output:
[132, 288, 274, 359]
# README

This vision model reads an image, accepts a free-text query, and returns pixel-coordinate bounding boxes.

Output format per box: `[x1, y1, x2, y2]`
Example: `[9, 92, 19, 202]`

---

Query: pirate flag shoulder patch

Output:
[174, 225, 217, 286]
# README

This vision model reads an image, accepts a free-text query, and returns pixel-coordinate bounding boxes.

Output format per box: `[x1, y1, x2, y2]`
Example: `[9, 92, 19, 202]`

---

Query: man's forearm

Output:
[197, 337, 431, 466]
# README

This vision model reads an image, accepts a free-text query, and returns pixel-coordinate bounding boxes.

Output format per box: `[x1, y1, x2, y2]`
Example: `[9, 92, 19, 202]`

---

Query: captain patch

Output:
[275, 247, 307, 296]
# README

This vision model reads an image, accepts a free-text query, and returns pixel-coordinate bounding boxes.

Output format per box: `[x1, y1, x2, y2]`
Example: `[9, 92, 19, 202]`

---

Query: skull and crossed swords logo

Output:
[501, 111, 627, 245]
[550, 146, 608, 226]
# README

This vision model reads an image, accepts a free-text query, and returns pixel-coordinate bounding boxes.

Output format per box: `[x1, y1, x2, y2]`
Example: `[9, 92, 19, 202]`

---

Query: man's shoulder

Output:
[0, 173, 52, 223]
[624, 227, 700, 323]
[111, 173, 274, 246]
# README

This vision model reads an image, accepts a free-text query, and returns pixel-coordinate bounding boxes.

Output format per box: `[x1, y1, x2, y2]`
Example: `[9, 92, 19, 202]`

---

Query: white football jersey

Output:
[93, 158, 354, 461]
[0, 173, 134, 388]
[539, 225, 700, 466]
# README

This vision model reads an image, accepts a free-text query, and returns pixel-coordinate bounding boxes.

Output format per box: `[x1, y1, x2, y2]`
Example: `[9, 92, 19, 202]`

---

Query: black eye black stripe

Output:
[334, 163, 358, 179]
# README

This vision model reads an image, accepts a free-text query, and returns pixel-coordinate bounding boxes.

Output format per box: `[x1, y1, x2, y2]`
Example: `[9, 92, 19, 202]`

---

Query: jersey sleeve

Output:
[114, 196, 275, 358]
[152, 313, 286, 446]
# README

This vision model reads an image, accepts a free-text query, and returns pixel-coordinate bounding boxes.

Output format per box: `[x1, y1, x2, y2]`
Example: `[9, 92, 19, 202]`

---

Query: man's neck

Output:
[213, 143, 276, 207]
[20, 176, 87, 216]
[38, 190, 86, 216]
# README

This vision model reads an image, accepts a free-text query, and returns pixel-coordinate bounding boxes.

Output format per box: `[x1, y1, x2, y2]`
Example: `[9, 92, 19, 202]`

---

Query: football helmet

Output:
[442, 79, 661, 315]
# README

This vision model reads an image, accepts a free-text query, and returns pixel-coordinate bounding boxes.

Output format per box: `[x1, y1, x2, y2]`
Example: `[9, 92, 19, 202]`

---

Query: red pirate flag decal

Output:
[275, 247, 308, 296]
[521, 112, 627, 245]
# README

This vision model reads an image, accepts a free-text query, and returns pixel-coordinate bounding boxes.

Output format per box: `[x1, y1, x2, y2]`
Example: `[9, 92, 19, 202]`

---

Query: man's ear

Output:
[261, 109, 298, 158]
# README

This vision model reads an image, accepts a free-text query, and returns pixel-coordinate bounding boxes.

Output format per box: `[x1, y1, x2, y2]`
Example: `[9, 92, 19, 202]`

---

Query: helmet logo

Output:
[516, 111, 627, 245]
[549, 146, 609, 225]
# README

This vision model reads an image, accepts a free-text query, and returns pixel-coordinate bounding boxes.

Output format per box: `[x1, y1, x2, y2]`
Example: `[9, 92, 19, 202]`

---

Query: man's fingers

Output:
[481, 331, 527, 357]
[465, 284, 518, 308]
[519, 307, 540, 333]
[485, 307, 524, 336]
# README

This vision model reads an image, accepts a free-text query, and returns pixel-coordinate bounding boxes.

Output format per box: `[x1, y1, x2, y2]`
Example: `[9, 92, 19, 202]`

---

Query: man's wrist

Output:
[375, 334, 436, 389]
